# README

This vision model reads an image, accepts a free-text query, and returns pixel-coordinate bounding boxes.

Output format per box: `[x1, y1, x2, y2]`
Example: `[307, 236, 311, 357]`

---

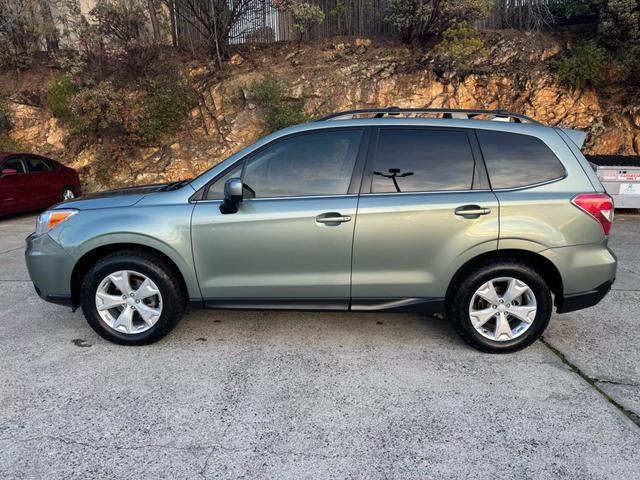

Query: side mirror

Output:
[1, 168, 18, 178]
[220, 178, 243, 214]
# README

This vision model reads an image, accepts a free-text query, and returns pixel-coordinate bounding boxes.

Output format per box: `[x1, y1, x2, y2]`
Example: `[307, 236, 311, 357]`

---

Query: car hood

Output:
[53, 183, 171, 210]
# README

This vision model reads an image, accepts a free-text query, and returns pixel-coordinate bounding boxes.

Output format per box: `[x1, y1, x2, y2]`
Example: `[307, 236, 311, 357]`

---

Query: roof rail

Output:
[316, 107, 540, 124]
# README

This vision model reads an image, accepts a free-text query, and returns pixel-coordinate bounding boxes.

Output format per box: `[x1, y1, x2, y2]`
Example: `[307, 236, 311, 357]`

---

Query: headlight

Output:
[35, 210, 78, 235]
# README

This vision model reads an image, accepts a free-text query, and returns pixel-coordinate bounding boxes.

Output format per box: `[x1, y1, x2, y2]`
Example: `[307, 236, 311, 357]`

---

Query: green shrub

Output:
[552, 40, 606, 88]
[0, 100, 20, 151]
[68, 81, 123, 134]
[0, 101, 11, 134]
[433, 22, 488, 74]
[139, 78, 197, 143]
[47, 75, 80, 123]
[617, 44, 640, 85]
[248, 76, 308, 133]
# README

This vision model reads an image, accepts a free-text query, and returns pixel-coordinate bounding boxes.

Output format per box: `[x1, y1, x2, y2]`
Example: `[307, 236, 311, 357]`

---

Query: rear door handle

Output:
[454, 205, 491, 217]
[316, 212, 352, 224]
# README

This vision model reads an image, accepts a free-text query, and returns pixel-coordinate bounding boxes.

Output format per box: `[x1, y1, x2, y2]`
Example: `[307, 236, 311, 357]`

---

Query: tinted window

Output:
[371, 129, 475, 193]
[2, 157, 26, 173]
[242, 130, 362, 198]
[26, 157, 52, 173]
[46, 159, 60, 170]
[477, 130, 566, 189]
[205, 164, 243, 200]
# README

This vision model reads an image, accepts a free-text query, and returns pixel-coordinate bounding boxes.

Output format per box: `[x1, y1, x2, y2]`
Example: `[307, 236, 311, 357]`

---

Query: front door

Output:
[351, 127, 499, 308]
[191, 128, 367, 307]
[0, 157, 31, 215]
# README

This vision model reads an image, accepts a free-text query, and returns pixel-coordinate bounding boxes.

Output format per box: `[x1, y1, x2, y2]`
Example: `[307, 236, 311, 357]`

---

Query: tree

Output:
[276, 0, 325, 45]
[171, 0, 271, 68]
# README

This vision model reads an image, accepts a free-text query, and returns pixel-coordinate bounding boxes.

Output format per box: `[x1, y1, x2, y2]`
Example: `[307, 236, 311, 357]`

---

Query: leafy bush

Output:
[433, 22, 488, 74]
[0, 101, 11, 135]
[139, 78, 198, 143]
[47, 75, 80, 123]
[0, 100, 22, 151]
[384, 0, 490, 43]
[597, 0, 640, 48]
[82, 0, 159, 80]
[248, 76, 308, 133]
[552, 40, 606, 88]
[617, 44, 640, 84]
[68, 82, 124, 134]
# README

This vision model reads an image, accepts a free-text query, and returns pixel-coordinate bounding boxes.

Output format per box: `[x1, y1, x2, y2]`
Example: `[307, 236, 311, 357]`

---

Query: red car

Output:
[0, 152, 81, 216]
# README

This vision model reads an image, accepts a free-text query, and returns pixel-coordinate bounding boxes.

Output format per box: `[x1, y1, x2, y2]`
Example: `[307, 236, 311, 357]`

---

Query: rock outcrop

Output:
[4, 34, 640, 192]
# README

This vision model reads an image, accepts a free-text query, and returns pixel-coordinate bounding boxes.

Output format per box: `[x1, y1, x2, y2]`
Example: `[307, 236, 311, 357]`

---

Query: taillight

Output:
[571, 193, 614, 236]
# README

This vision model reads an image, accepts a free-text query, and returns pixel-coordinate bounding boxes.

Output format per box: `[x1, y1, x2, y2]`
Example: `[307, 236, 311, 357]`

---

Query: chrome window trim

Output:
[489, 174, 567, 192]
[194, 194, 359, 203]
[359, 189, 492, 197]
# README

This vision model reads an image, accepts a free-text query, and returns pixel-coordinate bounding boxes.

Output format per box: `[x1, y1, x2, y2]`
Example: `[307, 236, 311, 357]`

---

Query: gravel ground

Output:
[1, 212, 639, 479]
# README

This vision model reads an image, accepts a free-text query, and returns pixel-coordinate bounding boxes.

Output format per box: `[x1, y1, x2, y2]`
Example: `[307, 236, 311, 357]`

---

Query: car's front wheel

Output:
[447, 260, 552, 353]
[80, 250, 186, 345]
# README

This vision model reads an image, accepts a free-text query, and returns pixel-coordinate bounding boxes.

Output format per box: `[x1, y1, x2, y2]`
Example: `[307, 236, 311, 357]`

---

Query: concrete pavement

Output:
[1, 212, 639, 479]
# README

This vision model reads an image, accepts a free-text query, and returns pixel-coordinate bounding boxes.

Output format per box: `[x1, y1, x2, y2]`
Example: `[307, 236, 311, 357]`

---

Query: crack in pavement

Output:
[6, 434, 212, 454]
[593, 378, 640, 388]
[540, 337, 640, 429]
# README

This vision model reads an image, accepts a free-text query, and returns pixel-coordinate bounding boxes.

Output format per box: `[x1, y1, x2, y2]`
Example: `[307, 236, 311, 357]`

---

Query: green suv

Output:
[25, 108, 617, 352]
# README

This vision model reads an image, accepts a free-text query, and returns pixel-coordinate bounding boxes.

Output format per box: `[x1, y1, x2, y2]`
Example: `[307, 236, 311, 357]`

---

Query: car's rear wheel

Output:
[61, 187, 75, 202]
[447, 260, 552, 353]
[80, 250, 186, 345]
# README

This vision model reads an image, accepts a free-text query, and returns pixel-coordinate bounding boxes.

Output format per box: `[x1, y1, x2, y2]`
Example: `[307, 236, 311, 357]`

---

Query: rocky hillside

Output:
[3, 32, 640, 192]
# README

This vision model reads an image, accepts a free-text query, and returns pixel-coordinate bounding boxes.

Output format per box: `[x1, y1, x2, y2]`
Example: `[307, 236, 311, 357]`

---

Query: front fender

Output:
[54, 204, 201, 299]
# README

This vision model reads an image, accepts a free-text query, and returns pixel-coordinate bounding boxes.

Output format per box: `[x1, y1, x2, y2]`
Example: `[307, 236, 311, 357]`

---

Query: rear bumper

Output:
[556, 279, 614, 313]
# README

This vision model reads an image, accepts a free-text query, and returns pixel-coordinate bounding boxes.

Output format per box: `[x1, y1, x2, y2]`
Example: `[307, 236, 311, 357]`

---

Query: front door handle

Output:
[454, 205, 491, 217]
[316, 212, 352, 224]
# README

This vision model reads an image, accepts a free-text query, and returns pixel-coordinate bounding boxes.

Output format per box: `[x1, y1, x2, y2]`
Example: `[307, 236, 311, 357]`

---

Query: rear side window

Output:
[371, 129, 475, 193]
[477, 130, 566, 189]
[26, 157, 52, 173]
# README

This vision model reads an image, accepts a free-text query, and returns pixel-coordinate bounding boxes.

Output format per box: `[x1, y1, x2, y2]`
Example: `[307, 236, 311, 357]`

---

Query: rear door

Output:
[26, 156, 59, 207]
[191, 128, 368, 306]
[351, 127, 499, 309]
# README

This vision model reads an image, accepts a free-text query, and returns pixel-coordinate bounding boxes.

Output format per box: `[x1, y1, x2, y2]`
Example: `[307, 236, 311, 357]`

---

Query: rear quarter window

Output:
[477, 130, 566, 189]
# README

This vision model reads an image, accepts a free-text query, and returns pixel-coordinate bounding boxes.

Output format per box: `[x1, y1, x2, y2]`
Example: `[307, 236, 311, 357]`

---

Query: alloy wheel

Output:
[95, 270, 163, 334]
[62, 188, 75, 201]
[468, 277, 537, 342]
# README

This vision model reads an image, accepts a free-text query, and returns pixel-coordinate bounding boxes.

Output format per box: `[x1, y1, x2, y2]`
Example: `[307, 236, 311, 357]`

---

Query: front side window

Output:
[27, 157, 52, 173]
[205, 164, 243, 200]
[477, 130, 566, 189]
[371, 129, 475, 193]
[2, 157, 27, 173]
[242, 129, 363, 198]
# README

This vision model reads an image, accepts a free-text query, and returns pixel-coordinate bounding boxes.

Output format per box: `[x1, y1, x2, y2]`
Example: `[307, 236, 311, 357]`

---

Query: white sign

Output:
[618, 172, 640, 181]
[619, 183, 640, 195]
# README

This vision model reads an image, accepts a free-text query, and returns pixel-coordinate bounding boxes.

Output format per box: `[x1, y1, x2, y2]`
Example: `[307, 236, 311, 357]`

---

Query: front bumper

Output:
[25, 232, 74, 306]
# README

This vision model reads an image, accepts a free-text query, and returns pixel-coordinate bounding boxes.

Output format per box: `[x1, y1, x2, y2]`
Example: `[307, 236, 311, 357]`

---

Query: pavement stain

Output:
[71, 339, 92, 348]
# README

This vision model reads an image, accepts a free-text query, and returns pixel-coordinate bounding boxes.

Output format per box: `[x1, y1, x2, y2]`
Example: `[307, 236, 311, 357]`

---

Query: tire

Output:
[80, 250, 186, 345]
[60, 186, 75, 202]
[447, 260, 552, 353]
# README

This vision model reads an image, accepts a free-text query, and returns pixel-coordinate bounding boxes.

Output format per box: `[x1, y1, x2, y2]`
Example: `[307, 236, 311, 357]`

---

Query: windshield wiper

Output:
[162, 179, 191, 191]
